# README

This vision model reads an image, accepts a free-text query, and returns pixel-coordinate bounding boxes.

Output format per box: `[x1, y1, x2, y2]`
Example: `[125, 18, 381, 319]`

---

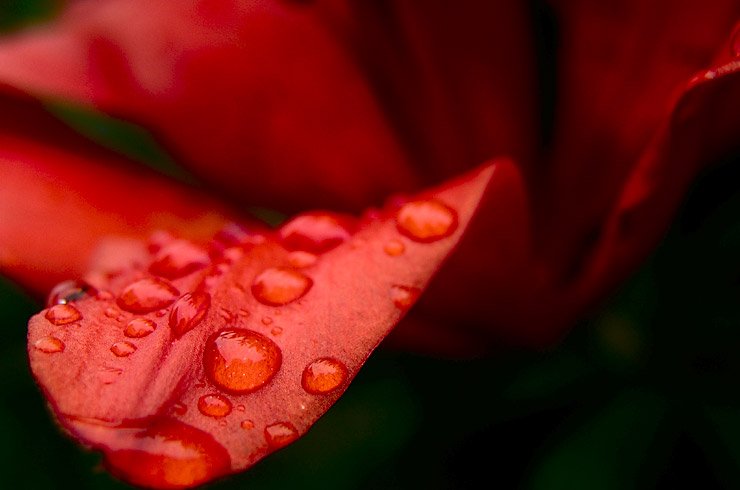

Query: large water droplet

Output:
[169, 292, 211, 338]
[264, 422, 298, 449]
[383, 239, 406, 257]
[124, 318, 157, 338]
[197, 394, 233, 418]
[34, 336, 65, 353]
[101, 418, 231, 489]
[45, 304, 82, 325]
[203, 328, 282, 394]
[150, 240, 210, 279]
[240, 419, 254, 430]
[302, 358, 348, 395]
[390, 285, 420, 310]
[279, 212, 352, 254]
[252, 268, 312, 306]
[396, 199, 458, 242]
[110, 341, 137, 357]
[47, 280, 97, 306]
[117, 278, 179, 313]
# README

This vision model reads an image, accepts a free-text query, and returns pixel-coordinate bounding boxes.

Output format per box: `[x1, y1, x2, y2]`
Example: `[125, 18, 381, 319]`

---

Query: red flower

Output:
[1, 0, 739, 488]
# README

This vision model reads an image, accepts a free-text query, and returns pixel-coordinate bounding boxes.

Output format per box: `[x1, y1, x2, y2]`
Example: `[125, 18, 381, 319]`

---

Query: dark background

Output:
[2, 1, 740, 488]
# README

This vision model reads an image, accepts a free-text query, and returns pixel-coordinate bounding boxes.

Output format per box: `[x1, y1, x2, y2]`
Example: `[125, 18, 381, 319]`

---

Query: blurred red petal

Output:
[0, 94, 233, 293]
[0, 0, 417, 211]
[541, 0, 740, 275]
[27, 162, 495, 488]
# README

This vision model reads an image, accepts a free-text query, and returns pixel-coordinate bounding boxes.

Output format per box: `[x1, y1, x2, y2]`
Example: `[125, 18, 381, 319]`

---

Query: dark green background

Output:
[2, 1, 740, 488]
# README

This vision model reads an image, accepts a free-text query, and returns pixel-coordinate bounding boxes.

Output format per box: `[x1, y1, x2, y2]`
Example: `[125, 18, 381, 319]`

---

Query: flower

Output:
[0, 0, 739, 488]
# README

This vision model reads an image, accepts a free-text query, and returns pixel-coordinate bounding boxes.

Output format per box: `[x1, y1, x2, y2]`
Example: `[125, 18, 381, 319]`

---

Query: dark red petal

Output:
[540, 0, 740, 274]
[0, 0, 418, 211]
[0, 94, 233, 294]
[27, 163, 496, 488]
[328, 0, 538, 180]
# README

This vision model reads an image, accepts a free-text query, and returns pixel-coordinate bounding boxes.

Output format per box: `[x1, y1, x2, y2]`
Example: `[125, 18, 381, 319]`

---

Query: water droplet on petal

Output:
[150, 240, 210, 279]
[124, 318, 157, 338]
[396, 199, 458, 242]
[287, 251, 318, 268]
[302, 358, 348, 394]
[383, 239, 406, 256]
[98, 366, 123, 384]
[47, 280, 97, 306]
[197, 394, 233, 418]
[279, 212, 352, 253]
[103, 418, 231, 489]
[118, 278, 179, 314]
[111, 341, 137, 357]
[235, 404, 245, 412]
[105, 307, 123, 321]
[172, 402, 188, 416]
[169, 292, 211, 338]
[261, 316, 273, 325]
[240, 419, 254, 430]
[203, 328, 282, 394]
[390, 285, 420, 310]
[271, 327, 283, 336]
[34, 336, 65, 353]
[45, 304, 82, 325]
[252, 268, 312, 306]
[264, 422, 298, 449]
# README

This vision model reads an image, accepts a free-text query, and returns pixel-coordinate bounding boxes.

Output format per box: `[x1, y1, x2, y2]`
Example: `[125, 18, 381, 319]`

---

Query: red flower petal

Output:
[0, 0, 418, 211]
[0, 94, 234, 294]
[27, 163, 496, 488]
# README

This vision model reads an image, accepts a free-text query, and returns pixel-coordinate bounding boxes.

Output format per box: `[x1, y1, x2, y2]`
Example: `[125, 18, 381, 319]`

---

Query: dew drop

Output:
[124, 318, 157, 338]
[102, 418, 231, 489]
[169, 292, 211, 338]
[105, 307, 123, 321]
[264, 422, 298, 449]
[117, 278, 179, 313]
[287, 251, 318, 268]
[396, 199, 458, 242]
[235, 404, 246, 412]
[261, 316, 273, 325]
[34, 336, 65, 353]
[203, 328, 282, 394]
[271, 327, 283, 336]
[390, 285, 420, 310]
[302, 357, 348, 394]
[197, 394, 233, 418]
[384, 239, 406, 256]
[47, 280, 97, 306]
[45, 304, 82, 326]
[252, 267, 312, 306]
[149, 239, 210, 279]
[110, 341, 137, 357]
[172, 402, 188, 416]
[279, 212, 352, 254]
[240, 419, 254, 430]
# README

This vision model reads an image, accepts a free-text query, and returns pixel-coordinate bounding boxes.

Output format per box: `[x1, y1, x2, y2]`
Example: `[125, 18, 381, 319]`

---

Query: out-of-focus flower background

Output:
[2, 1, 740, 488]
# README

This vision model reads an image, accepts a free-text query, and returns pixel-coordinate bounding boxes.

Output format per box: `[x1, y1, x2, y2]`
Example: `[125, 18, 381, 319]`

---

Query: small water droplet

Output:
[118, 278, 179, 313]
[102, 418, 231, 489]
[261, 316, 273, 325]
[172, 402, 188, 416]
[111, 341, 137, 357]
[390, 285, 420, 309]
[383, 239, 406, 256]
[218, 420, 228, 427]
[264, 422, 298, 449]
[238, 309, 251, 318]
[45, 304, 82, 325]
[149, 240, 210, 279]
[203, 328, 282, 394]
[240, 419, 254, 430]
[271, 326, 283, 336]
[396, 199, 458, 242]
[47, 280, 97, 306]
[169, 292, 211, 338]
[287, 251, 318, 268]
[236, 404, 245, 412]
[197, 394, 232, 418]
[279, 212, 352, 253]
[98, 366, 123, 384]
[252, 267, 312, 306]
[105, 307, 123, 321]
[124, 318, 157, 338]
[34, 336, 65, 353]
[302, 358, 348, 394]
